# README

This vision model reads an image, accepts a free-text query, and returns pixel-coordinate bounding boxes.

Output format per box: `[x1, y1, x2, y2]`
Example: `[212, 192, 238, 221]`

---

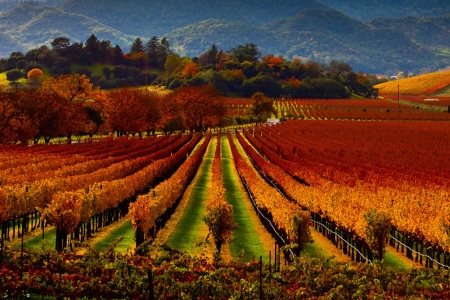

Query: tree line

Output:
[0, 73, 231, 144]
[0, 34, 385, 98]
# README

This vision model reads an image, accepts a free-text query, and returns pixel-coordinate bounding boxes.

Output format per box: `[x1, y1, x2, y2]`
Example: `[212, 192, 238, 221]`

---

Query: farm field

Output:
[1, 115, 450, 297]
[374, 69, 450, 95]
[224, 98, 450, 121]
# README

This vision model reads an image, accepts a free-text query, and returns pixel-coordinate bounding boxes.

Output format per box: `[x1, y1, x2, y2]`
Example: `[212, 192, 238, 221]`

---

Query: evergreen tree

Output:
[112, 45, 124, 65]
[145, 36, 159, 67]
[157, 37, 170, 69]
[130, 37, 144, 54]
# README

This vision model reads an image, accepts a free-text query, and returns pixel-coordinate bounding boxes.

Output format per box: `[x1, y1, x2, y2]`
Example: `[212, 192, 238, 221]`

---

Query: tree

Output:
[169, 86, 226, 132]
[145, 36, 159, 67]
[51, 37, 70, 54]
[198, 44, 221, 70]
[164, 53, 181, 75]
[104, 88, 159, 136]
[0, 89, 34, 143]
[27, 68, 44, 85]
[251, 92, 275, 122]
[228, 43, 261, 63]
[157, 37, 170, 68]
[40, 74, 100, 143]
[6, 69, 23, 91]
[85, 34, 101, 62]
[203, 191, 237, 255]
[127, 51, 149, 69]
[112, 45, 125, 65]
[130, 37, 144, 54]
[181, 62, 200, 78]
[18, 89, 69, 144]
[327, 60, 353, 81]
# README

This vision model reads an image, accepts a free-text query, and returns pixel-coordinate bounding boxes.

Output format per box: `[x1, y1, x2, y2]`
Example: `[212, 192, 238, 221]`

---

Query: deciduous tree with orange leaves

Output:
[104, 88, 161, 136]
[181, 62, 200, 78]
[27, 68, 44, 85]
[40, 74, 101, 143]
[169, 85, 227, 132]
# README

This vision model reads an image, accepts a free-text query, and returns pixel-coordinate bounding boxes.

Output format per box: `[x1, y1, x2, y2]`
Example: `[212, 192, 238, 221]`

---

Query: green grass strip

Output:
[383, 250, 410, 270]
[12, 228, 57, 252]
[166, 138, 216, 252]
[222, 135, 268, 262]
[92, 220, 135, 254]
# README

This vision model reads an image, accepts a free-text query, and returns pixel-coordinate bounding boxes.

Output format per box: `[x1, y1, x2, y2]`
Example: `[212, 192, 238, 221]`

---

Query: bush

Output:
[168, 77, 183, 90]
[75, 68, 92, 78]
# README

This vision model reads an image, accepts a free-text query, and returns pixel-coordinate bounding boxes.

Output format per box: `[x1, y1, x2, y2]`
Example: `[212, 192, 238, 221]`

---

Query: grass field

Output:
[92, 220, 135, 254]
[166, 138, 216, 254]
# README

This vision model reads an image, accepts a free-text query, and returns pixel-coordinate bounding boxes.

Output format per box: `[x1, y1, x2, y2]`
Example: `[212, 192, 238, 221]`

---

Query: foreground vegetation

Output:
[0, 245, 449, 299]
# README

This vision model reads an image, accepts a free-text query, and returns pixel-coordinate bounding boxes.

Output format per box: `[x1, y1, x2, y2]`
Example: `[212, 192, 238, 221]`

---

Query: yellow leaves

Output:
[129, 133, 211, 240]
[40, 74, 100, 102]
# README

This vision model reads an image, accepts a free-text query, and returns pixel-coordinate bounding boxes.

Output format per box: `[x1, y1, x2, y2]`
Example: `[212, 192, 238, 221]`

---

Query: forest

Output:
[1, 1, 450, 73]
[0, 34, 382, 97]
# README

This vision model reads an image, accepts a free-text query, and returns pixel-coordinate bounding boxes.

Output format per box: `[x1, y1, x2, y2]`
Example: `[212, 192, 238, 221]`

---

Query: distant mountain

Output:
[59, 0, 328, 37]
[167, 19, 275, 58]
[0, 0, 63, 12]
[0, 2, 134, 51]
[0, 1, 449, 74]
[169, 9, 444, 73]
[367, 15, 450, 48]
[317, 0, 450, 21]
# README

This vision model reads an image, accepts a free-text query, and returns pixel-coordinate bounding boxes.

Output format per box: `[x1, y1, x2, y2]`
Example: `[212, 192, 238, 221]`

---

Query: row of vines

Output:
[243, 120, 450, 267]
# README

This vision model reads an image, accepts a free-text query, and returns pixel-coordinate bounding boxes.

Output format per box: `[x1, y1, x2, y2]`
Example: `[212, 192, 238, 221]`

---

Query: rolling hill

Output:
[0, 1, 449, 74]
[374, 70, 450, 95]
[59, 0, 328, 37]
[0, 2, 134, 50]
[317, 0, 450, 20]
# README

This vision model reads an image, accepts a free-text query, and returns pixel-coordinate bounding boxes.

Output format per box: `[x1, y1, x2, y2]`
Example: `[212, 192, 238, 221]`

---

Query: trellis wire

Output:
[240, 132, 371, 263]
[239, 177, 295, 260]
[311, 219, 372, 263]
[390, 235, 449, 269]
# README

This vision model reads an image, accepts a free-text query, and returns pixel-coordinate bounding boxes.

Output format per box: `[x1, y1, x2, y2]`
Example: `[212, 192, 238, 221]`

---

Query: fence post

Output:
[259, 256, 263, 300]
[148, 268, 155, 300]
[269, 251, 271, 274]
[20, 217, 25, 280]
[0, 232, 3, 268]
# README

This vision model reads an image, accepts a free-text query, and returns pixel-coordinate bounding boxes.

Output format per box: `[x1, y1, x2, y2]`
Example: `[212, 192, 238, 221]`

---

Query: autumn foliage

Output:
[129, 133, 210, 246]
[203, 133, 237, 254]
[245, 120, 450, 255]
[375, 69, 450, 95]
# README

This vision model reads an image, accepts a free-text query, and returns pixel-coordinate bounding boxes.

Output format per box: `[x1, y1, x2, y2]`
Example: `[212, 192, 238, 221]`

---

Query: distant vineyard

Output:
[374, 70, 450, 95]
[224, 99, 450, 121]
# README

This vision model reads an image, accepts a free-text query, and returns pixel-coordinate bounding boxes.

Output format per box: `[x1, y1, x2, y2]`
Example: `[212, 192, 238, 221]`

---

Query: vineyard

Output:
[374, 70, 450, 95]
[1, 116, 450, 297]
[224, 98, 450, 121]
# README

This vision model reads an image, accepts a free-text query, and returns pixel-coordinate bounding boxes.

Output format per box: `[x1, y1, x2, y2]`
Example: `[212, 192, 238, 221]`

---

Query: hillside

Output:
[170, 9, 443, 73]
[59, 0, 328, 37]
[0, 2, 134, 51]
[374, 70, 450, 95]
[167, 19, 275, 58]
[318, 0, 450, 20]
[367, 15, 450, 49]
[0, 1, 449, 73]
[0, 0, 63, 12]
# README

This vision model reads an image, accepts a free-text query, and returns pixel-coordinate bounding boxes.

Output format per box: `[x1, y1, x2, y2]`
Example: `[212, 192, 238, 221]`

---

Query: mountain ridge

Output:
[0, 1, 449, 74]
